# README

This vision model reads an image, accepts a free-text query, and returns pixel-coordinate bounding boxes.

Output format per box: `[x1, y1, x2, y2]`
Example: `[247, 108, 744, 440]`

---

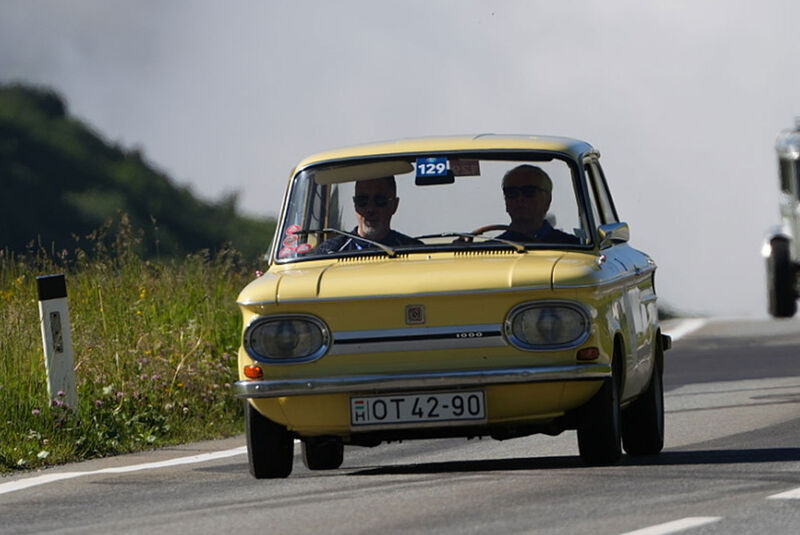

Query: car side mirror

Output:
[597, 222, 629, 248]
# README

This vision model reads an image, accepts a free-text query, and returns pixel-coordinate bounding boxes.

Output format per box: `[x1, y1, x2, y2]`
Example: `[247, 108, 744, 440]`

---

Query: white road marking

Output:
[663, 318, 708, 342]
[0, 446, 247, 496]
[619, 516, 722, 535]
[768, 486, 800, 499]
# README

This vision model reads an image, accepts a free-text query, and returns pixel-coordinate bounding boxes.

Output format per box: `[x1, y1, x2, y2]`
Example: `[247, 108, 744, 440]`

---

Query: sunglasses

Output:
[503, 185, 546, 199]
[353, 195, 394, 208]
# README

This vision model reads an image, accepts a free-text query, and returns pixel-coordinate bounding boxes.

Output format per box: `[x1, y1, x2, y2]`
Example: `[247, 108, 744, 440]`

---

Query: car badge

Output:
[405, 304, 425, 325]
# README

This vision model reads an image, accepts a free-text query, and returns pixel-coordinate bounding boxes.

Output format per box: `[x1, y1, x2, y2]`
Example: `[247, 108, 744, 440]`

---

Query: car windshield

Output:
[274, 153, 592, 262]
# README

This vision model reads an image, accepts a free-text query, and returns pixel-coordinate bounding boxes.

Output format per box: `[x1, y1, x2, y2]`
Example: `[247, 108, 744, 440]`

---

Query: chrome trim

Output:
[776, 125, 800, 160]
[328, 324, 505, 355]
[238, 284, 552, 307]
[233, 363, 610, 398]
[243, 313, 331, 364]
[504, 300, 591, 351]
[552, 265, 656, 289]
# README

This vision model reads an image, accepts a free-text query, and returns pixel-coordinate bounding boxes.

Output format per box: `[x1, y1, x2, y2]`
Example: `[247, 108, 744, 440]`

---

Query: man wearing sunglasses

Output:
[497, 165, 580, 244]
[316, 176, 421, 253]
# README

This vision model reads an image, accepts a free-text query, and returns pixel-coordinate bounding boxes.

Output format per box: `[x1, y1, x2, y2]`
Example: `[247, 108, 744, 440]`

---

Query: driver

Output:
[496, 165, 580, 244]
[316, 176, 422, 253]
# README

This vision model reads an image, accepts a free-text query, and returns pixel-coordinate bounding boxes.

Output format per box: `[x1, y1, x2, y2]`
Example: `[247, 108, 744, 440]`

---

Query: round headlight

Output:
[506, 303, 589, 349]
[245, 315, 329, 362]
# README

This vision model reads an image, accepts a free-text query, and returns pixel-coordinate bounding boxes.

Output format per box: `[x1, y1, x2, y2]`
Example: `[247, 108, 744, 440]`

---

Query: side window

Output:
[779, 159, 792, 194]
[583, 164, 603, 230]
[779, 158, 800, 199]
[586, 160, 619, 224]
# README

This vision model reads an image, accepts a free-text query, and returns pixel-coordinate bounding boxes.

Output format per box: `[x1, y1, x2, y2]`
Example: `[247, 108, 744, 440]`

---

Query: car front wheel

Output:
[577, 372, 622, 466]
[767, 238, 797, 318]
[245, 401, 294, 479]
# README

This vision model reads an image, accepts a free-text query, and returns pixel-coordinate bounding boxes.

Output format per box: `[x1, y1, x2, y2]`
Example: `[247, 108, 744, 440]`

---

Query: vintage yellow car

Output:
[234, 135, 670, 478]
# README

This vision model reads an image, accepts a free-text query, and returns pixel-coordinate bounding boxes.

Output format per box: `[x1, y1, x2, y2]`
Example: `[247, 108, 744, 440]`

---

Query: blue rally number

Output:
[416, 157, 448, 178]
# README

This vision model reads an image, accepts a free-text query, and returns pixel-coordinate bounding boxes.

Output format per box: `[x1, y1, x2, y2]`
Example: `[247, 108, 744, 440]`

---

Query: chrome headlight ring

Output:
[504, 301, 591, 351]
[243, 314, 331, 363]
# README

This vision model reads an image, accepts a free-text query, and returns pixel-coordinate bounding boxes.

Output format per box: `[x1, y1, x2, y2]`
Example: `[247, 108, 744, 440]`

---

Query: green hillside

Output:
[0, 84, 275, 259]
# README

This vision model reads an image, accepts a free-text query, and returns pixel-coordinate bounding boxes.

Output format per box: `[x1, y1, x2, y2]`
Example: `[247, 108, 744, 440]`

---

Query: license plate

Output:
[350, 391, 485, 427]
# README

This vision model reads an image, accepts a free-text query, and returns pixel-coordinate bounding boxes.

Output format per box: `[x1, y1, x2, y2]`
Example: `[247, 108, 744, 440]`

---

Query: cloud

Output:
[2, 0, 799, 317]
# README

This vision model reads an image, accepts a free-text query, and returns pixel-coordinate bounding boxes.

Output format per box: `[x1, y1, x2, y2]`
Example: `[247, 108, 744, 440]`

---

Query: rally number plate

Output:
[350, 391, 485, 427]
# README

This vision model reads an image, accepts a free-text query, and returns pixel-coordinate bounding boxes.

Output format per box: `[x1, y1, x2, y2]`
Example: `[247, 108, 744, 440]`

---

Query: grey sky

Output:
[2, 0, 799, 317]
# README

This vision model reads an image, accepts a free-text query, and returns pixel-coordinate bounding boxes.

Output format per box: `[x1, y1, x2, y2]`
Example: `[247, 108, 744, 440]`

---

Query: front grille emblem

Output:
[405, 304, 425, 325]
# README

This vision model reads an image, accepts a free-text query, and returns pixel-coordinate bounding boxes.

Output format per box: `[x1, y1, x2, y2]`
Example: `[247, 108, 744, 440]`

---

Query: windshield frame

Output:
[270, 149, 599, 264]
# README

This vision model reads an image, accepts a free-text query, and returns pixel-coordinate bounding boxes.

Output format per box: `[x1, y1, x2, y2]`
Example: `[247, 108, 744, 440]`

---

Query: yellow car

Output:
[234, 135, 670, 478]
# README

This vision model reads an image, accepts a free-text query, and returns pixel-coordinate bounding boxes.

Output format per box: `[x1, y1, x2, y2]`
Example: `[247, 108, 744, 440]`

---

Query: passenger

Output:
[497, 165, 580, 244]
[316, 176, 422, 253]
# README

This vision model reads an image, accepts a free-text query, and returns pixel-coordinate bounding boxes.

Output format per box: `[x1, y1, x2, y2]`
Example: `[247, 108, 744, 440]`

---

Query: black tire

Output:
[767, 238, 797, 318]
[577, 370, 622, 466]
[245, 401, 294, 479]
[301, 437, 344, 470]
[622, 337, 664, 456]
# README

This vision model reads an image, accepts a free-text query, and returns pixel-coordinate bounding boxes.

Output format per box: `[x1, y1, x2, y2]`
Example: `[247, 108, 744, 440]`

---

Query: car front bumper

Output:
[233, 363, 611, 399]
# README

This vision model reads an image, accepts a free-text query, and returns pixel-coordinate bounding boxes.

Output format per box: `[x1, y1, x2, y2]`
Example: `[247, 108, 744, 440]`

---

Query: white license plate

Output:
[350, 391, 486, 427]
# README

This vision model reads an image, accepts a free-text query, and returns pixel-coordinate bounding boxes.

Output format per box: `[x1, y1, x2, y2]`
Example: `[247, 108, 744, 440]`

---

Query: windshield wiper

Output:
[297, 228, 398, 257]
[414, 232, 526, 253]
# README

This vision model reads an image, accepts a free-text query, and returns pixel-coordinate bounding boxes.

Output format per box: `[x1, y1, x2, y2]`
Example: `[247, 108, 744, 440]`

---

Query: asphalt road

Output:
[2, 318, 800, 535]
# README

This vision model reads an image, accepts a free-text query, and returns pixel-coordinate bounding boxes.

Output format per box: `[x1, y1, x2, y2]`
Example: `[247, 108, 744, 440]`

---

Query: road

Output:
[2, 318, 800, 535]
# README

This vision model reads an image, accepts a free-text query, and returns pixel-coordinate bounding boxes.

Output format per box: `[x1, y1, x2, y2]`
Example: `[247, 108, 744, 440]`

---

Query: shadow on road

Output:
[347, 447, 800, 476]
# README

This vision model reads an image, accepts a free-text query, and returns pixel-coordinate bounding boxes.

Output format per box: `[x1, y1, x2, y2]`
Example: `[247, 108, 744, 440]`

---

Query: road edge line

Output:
[0, 446, 247, 496]
[619, 516, 722, 535]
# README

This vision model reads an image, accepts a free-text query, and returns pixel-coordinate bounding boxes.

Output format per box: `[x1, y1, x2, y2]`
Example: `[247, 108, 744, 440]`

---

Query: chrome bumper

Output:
[233, 364, 611, 398]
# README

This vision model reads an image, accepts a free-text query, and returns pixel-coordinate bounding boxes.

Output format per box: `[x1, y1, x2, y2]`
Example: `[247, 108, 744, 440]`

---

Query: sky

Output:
[2, 0, 799, 318]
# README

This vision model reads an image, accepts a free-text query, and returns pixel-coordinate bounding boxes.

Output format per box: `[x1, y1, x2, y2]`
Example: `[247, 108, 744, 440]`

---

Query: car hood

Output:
[238, 251, 594, 304]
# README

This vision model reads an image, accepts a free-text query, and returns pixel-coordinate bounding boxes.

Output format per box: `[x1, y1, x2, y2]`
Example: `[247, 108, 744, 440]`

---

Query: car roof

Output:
[293, 134, 598, 173]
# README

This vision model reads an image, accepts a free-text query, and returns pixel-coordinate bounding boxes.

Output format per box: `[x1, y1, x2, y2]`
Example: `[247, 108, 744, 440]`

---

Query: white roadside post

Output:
[37, 274, 78, 410]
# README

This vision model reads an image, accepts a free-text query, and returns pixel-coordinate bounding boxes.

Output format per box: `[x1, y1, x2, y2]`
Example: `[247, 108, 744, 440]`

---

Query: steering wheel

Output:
[471, 224, 512, 236]
[455, 224, 513, 243]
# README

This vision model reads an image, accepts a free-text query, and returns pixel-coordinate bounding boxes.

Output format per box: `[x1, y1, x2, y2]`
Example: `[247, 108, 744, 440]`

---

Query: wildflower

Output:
[31, 408, 41, 416]
[182, 407, 189, 414]
[37, 450, 50, 460]
[164, 403, 174, 411]
[95, 400, 103, 408]
[116, 391, 125, 399]
[57, 390, 65, 397]
[139, 287, 146, 299]
[151, 374, 161, 381]
[51, 398, 64, 408]
[255, 270, 264, 278]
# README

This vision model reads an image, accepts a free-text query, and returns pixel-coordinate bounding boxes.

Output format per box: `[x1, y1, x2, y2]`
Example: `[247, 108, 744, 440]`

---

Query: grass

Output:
[0, 216, 262, 473]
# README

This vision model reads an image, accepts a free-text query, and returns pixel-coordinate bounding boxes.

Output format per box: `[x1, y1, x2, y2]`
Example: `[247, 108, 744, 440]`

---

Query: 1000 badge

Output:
[350, 391, 486, 427]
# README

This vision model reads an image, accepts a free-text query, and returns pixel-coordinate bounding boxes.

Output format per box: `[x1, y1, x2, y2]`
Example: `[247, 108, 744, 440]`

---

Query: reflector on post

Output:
[37, 274, 78, 410]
